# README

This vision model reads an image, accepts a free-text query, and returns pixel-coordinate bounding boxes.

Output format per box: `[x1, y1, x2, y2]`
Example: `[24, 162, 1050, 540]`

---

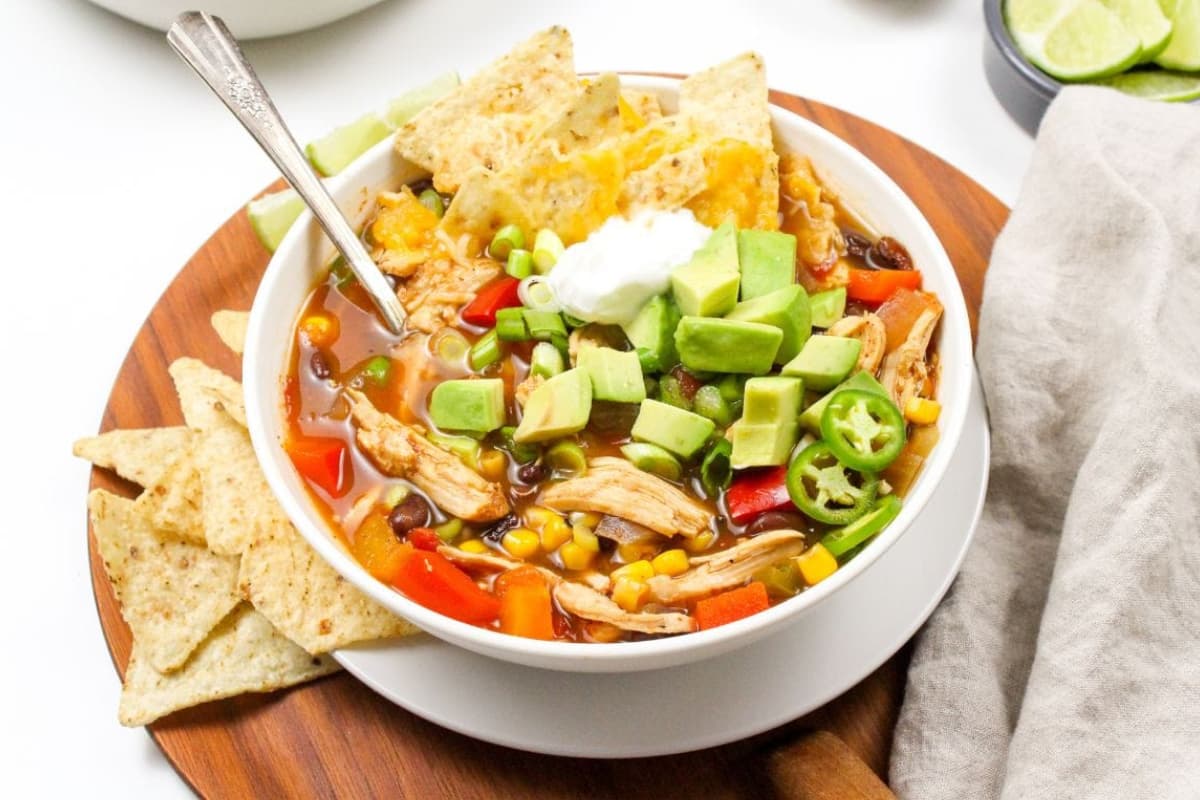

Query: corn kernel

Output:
[383, 484, 411, 508]
[795, 543, 838, 586]
[617, 542, 658, 564]
[478, 449, 507, 482]
[904, 397, 941, 425]
[299, 314, 339, 347]
[651, 549, 689, 577]
[572, 523, 600, 552]
[611, 559, 654, 583]
[612, 578, 648, 612]
[569, 511, 603, 528]
[458, 539, 488, 554]
[558, 541, 594, 571]
[501, 528, 541, 560]
[683, 531, 716, 554]
[524, 506, 561, 531]
[540, 516, 572, 550]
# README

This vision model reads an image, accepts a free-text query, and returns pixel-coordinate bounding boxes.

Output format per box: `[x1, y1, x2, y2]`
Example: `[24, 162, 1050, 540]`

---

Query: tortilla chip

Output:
[73, 427, 192, 489]
[89, 489, 240, 673]
[619, 90, 663, 129]
[620, 144, 709, 216]
[239, 520, 417, 655]
[522, 73, 623, 168]
[211, 310, 248, 356]
[396, 27, 578, 193]
[203, 382, 246, 428]
[169, 358, 244, 432]
[118, 603, 339, 726]
[195, 409, 281, 556]
[134, 451, 206, 546]
[678, 53, 773, 148]
[440, 168, 536, 249]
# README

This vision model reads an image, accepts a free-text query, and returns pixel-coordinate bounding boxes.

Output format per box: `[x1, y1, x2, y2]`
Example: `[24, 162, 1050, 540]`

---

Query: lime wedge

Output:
[247, 189, 306, 253]
[1156, 0, 1200, 69]
[305, 112, 392, 177]
[1101, 0, 1174, 61]
[1092, 68, 1200, 98]
[384, 71, 460, 128]
[1008, 0, 1143, 80]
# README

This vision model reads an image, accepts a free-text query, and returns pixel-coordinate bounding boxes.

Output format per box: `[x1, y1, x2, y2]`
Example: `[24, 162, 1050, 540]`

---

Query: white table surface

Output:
[1, 0, 1030, 796]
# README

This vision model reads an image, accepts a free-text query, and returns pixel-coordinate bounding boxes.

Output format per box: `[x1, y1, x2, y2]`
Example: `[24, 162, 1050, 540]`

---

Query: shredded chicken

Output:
[880, 307, 942, 412]
[778, 154, 844, 269]
[514, 374, 544, 408]
[345, 390, 509, 522]
[647, 530, 807, 604]
[539, 457, 710, 538]
[553, 581, 696, 635]
[397, 255, 501, 333]
[827, 313, 887, 375]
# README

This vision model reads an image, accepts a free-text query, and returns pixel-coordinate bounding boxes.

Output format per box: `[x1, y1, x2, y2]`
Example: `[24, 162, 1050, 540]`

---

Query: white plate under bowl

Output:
[331, 372, 989, 758]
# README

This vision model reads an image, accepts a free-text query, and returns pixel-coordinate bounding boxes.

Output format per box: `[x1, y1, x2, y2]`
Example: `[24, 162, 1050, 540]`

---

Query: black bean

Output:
[844, 230, 872, 259]
[745, 511, 809, 538]
[310, 351, 332, 380]
[868, 236, 914, 271]
[387, 494, 430, 536]
[482, 513, 520, 542]
[517, 462, 546, 484]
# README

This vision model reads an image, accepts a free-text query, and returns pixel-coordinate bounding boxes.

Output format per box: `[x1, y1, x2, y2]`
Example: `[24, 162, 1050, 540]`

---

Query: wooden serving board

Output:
[87, 89, 1008, 798]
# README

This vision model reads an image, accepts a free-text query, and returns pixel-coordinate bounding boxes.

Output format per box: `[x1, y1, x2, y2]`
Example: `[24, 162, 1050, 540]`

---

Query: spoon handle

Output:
[166, 11, 407, 334]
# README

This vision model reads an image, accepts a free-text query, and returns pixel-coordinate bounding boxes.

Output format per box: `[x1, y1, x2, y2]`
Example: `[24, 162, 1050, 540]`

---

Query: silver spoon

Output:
[166, 11, 407, 334]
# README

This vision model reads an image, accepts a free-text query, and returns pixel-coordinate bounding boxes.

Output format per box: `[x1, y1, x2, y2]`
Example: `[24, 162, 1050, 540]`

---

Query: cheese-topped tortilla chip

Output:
[239, 520, 417, 655]
[89, 489, 240, 673]
[619, 90, 663, 130]
[396, 27, 578, 193]
[211, 310, 248, 356]
[118, 603, 338, 727]
[73, 427, 192, 490]
[679, 52, 773, 148]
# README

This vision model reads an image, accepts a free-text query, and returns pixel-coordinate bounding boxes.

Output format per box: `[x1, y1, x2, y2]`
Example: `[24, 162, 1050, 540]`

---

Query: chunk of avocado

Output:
[670, 222, 740, 317]
[809, 287, 848, 329]
[674, 316, 782, 375]
[741, 376, 804, 425]
[738, 230, 797, 300]
[725, 284, 812, 363]
[630, 399, 715, 459]
[730, 421, 800, 468]
[513, 368, 592, 443]
[797, 371, 889, 434]
[429, 378, 507, 433]
[622, 295, 680, 372]
[578, 347, 646, 403]
[781, 335, 862, 392]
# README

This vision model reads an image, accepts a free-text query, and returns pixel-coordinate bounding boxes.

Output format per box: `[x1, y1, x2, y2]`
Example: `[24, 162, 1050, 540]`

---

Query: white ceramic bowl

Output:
[245, 76, 972, 673]
[86, 0, 385, 39]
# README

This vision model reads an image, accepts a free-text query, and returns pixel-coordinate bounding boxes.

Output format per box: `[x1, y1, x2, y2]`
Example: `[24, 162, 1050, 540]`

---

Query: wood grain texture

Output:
[85, 90, 1007, 799]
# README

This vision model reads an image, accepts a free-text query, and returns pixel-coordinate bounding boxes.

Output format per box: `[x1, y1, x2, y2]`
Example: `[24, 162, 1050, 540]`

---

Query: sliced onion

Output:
[518, 275, 562, 312]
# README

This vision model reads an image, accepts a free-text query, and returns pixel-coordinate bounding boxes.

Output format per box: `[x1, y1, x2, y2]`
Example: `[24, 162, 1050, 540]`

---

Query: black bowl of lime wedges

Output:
[985, 0, 1200, 133]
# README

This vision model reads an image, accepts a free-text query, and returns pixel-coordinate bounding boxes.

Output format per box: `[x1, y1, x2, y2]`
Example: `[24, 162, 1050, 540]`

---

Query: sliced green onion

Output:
[418, 188, 445, 219]
[427, 433, 482, 470]
[532, 229, 565, 274]
[530, 341, 564, 379]
[563, 313, 588, 329]
[658, 374, 692, 410]
[700, 438, 733, 497]
[505, 248, 533, 279]
[693, 385, 734, 427]
[430, 328, 469, 365]
[361, 356, 392, 387]
[468, 329, 501, 371]
[523, 309, 567, 342]
[497, 425, 540, 464]
[329, 256, 354, 288]
[488, 224, 526, 260]
[517, 276, 561, 312]
[434, 518, 464, 543]
[620, 442, 682, 481]
[495, 307, 530, 341]
[545, 440, 587, 478]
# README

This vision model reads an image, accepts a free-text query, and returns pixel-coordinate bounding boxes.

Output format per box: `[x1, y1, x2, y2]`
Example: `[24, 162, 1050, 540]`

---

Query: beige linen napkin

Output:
[889, 86, 1200, 799]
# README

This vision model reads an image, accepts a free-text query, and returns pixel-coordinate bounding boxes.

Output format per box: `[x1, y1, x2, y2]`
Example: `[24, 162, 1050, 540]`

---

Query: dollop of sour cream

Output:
[545, 210, 711, 326]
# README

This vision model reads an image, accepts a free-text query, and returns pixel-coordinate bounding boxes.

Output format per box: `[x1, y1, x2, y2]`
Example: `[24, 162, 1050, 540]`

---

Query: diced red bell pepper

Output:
[286, 436, 350, 498]
[460, 277, 522, 327]
[694, 582, 770, 630]
[408, 527, 441, 552]
[845, 267, 922, 305]
[726, 466, 792, 524]
[495, 566, 556, 640]
[391, 550, 500, 625]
